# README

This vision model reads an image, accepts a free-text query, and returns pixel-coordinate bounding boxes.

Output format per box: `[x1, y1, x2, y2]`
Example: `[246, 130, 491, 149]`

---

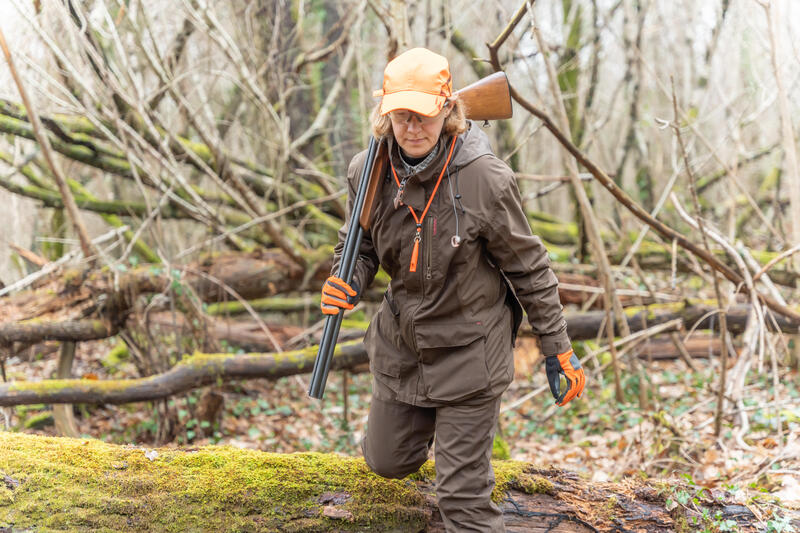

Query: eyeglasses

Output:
[389, 104, 448, 125]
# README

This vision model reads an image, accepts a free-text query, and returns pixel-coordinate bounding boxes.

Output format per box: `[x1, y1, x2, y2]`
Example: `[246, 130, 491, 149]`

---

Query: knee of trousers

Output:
[363, 439, 427, 479]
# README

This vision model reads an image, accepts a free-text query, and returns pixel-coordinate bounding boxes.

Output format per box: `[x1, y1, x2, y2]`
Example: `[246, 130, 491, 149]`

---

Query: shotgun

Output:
[308, 71, 513, 399]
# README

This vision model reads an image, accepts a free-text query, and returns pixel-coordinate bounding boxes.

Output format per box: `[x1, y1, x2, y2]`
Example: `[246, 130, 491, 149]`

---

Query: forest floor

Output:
[3, 331, 800, 518]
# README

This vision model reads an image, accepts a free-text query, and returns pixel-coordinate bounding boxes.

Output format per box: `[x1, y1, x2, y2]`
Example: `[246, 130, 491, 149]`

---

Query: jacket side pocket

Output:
[414, 322, 489, 403]
[365, 302, 415, 379]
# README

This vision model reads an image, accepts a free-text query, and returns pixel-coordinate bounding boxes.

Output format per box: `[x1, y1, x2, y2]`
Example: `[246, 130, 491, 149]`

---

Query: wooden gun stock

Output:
[456, 71, 513, 122]
[359, 138, 388, 230]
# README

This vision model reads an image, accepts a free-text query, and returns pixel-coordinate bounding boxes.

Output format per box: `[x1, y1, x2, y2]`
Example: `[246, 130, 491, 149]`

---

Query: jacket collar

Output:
[385, 120, 494, 183]
[387, 135, 449, 184]
[383, 121, 495, 211]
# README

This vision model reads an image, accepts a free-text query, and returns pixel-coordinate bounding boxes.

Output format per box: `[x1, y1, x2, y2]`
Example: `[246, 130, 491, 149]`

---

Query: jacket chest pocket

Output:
[414, 322, 489, 403]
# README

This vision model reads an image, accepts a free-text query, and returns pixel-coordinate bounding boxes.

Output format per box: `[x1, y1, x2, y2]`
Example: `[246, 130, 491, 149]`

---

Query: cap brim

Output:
[379, 91, 446, 116]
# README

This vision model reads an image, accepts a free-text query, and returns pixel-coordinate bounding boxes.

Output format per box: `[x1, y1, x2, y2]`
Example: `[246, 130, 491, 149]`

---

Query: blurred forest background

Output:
[1, 0, 799, 524]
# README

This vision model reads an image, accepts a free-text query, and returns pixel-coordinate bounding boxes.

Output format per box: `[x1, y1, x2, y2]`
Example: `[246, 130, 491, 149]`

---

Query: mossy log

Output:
[0, 341, 366, 407]
[2, 432, 792, 532]
[0, 250, 324, 322]
[0, 319, 117, 344]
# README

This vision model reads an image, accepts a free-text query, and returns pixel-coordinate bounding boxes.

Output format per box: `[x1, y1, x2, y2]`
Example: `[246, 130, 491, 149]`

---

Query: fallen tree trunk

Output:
[567, 302, 800, 338]
[0, 432, 795, 532]
[0, 319, 118, 344]
[0, 340, 366, 406]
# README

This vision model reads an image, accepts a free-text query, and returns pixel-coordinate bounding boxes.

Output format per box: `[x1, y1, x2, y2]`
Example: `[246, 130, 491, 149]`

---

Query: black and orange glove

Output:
[320, 276, 360, 315]
[545, 349, 586, 406]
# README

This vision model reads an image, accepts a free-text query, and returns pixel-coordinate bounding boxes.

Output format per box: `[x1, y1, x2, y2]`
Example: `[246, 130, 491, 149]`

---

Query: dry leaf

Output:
[322, 506, 353, 521]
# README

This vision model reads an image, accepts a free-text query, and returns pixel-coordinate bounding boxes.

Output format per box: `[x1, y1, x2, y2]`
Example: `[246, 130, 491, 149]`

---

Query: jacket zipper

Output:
[425, 217, 433, 280]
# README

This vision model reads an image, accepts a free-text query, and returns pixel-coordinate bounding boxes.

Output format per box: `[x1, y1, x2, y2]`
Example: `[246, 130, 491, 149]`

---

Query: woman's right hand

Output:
[545, 349, 586, 406]
[320, 276, 360, 315]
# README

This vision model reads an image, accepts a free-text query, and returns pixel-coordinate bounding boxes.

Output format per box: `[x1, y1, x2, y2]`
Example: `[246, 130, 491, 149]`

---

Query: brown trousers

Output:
[362, 380, 505, 532]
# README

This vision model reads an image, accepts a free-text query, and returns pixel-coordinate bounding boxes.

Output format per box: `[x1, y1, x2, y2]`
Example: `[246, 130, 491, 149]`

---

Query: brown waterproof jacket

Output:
[332, 122, 571, 407]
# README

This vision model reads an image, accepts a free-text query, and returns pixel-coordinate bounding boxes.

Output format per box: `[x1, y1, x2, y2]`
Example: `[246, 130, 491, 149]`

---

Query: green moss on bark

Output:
[0, 432, 541, 532]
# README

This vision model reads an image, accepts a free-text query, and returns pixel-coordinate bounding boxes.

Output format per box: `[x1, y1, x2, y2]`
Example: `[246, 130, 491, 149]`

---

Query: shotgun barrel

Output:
[308, 136, 378, 399]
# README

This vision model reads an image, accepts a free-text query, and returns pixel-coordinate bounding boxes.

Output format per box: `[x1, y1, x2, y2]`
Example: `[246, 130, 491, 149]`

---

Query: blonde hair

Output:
[370, 99, 468, 139]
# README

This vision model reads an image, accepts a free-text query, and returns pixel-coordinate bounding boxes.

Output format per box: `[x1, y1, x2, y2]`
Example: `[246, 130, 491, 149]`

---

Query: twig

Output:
[557, 282, 680, 302]
[0, 226, 129, 297]
[0, 27, 95, 262]
[500, 384, 550, 414]
[668, 332, 699, 372]
[175, 188, 345, 260]
[739, 245, 786, 306]
[515, 173, 594, 182]
[669, 81, 733, 439]
[753, 243, 800, 282]
[181, 267, 283, 354]
[760, 0, 800, 253]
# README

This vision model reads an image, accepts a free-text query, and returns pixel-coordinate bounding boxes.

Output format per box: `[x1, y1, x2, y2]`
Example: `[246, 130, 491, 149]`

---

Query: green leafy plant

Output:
[765, 515, 796, 533]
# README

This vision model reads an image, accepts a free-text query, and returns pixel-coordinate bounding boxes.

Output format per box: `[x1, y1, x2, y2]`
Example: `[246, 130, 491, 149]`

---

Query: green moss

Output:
[492, 461, 537, 500]
[672, 509, 690, 533]
[492, 435, 511, 460]
[529, 218, 579, 245]
[0, 432, 544, 532]
[8, 376, 142, 396]
[102, 341, 130, 370]
[23, 412, 54, 429]
[510, 473, 555, 496]
[340, 318, 370, 330]
[0, 432, 429, 531]
[205, 296, 321, 316]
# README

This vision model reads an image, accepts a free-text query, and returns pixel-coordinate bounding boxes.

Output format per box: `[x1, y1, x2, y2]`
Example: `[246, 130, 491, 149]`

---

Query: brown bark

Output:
[52, 341, 79, 438]
[493, 475, 770, 532]
[425, 467, 785, 532]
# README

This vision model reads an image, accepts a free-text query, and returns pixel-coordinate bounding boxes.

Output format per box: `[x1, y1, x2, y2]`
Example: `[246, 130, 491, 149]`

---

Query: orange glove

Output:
[545, 349, 586, 406]
[320, 276, 360, 315]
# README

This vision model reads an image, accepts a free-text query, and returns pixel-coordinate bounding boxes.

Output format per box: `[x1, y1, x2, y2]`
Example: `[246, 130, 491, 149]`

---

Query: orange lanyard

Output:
[389, 136, 457, 272]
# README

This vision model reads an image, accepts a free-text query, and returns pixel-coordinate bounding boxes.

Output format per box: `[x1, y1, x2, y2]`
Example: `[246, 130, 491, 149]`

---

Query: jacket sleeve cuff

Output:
[539, 330, 572, 358]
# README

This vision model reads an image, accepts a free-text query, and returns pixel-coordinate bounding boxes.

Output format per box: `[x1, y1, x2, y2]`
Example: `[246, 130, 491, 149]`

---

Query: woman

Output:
[320, 47, 586, 532]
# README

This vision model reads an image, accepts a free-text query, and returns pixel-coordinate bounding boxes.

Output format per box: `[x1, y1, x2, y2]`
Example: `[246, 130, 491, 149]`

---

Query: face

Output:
[389, 105, 451, 158]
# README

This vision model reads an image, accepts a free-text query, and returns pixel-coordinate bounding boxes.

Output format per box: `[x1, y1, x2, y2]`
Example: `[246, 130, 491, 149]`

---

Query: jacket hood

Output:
[451, 120, 494, 171]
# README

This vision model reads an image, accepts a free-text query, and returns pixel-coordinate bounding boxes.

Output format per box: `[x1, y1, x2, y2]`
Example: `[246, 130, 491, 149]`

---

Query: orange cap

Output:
[373, 48, 453, 117]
